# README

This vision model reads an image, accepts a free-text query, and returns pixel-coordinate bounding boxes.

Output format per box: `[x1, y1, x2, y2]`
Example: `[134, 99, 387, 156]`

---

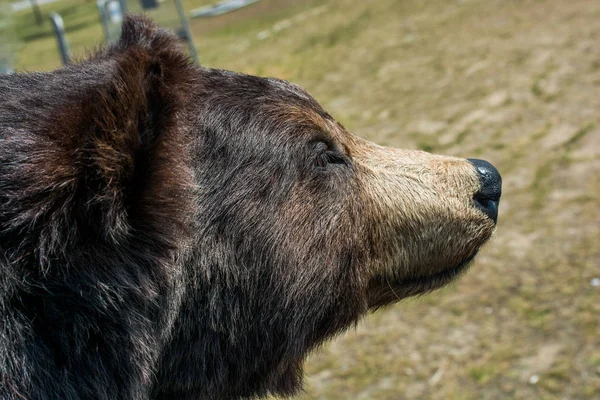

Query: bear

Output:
[0, 15, 501, 400]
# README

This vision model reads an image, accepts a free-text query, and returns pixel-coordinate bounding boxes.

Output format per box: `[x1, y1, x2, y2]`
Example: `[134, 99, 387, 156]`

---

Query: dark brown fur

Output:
[0, 15, 497, 400]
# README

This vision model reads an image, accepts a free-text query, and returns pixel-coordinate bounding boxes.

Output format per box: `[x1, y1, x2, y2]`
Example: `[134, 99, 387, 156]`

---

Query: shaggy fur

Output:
[0, 15, 498, 400]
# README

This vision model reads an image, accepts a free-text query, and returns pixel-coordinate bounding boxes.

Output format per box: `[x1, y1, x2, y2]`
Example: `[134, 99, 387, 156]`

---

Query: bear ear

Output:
[0, 15, 195, 261]
[119, 13, 163, 49]
[112, 14, 183, 56]
[74, 14, 196, 243]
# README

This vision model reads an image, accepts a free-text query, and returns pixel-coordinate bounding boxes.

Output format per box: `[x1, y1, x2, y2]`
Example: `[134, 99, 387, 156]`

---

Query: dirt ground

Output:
[10, 0, 600, 398]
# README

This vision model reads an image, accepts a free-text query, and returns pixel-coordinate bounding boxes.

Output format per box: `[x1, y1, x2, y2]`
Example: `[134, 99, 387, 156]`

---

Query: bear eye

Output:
[312, 141, 348, 169]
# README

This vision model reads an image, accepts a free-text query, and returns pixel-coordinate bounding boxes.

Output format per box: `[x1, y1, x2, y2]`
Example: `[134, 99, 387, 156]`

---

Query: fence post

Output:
[49, 12, 70, 65]
[174, 0, 199, 63]
[97, 0, 124, 43]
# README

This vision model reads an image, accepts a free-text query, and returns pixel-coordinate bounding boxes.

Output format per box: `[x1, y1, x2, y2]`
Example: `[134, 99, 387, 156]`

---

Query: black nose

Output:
[468, 158, 502, 223]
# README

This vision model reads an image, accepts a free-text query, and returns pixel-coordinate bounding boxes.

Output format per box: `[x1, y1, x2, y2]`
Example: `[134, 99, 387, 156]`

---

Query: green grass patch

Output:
[564, 122, 595, 149]
[469, 365, 496, 384]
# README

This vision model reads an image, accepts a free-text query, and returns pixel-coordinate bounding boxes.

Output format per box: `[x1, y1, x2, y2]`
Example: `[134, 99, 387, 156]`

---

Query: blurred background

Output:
[1, 0, 599, 398]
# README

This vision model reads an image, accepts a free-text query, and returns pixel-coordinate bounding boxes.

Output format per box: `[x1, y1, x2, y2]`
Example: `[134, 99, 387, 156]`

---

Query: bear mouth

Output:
[367, 251, 479, 309]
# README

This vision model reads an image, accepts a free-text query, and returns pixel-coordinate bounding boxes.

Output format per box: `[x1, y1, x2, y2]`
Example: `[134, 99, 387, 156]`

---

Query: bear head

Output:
[0, 15, 500, 400]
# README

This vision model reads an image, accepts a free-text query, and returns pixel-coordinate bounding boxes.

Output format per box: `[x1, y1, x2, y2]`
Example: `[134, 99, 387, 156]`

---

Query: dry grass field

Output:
[8, 0, 600, 398]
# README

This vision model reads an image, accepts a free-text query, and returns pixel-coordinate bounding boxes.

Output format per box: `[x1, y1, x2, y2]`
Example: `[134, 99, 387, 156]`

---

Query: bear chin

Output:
[366, 251, 479, 309]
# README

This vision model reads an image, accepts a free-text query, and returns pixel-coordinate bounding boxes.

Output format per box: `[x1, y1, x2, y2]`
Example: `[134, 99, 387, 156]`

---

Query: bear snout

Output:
[351, 144, 500, 307]
[468, 158, 502, 223]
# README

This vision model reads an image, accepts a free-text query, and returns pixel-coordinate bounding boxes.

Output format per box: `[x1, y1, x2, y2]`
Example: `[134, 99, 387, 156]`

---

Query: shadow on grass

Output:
[20, 19, 99, 42]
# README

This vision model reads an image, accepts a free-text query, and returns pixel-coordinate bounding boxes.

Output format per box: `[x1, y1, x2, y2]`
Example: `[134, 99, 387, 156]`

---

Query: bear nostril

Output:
[468, 158, 502, 223]
[472, 194, 499, 223]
